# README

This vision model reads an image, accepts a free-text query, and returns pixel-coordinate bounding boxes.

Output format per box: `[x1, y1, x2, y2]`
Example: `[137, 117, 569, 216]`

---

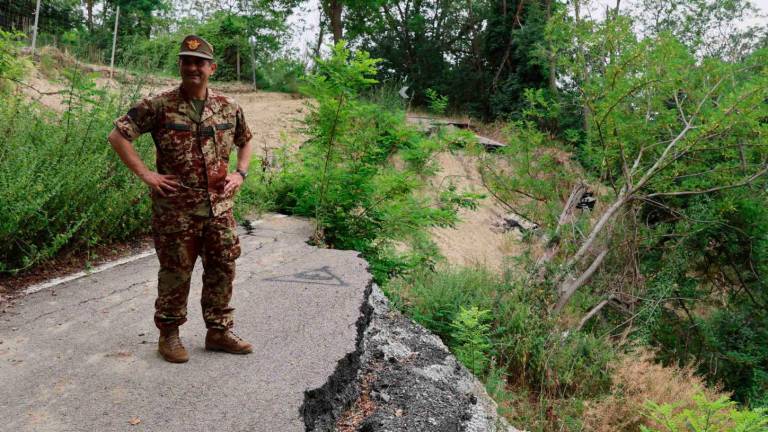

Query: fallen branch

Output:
[574, 294, 615, 331]
[536, 182, 587, 268]
[554, 249, 608, 315]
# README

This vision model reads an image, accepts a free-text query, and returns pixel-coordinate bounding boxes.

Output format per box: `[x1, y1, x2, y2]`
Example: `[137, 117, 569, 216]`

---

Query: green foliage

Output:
[425, 88, 448, 116]
[472, 92, 581, 228]
[345, 0, 554, 119]
[0, 72, 153, 273]
[387, 266, 614, 399]
[630, 0, 766, 60]
[117, 31, 181, 75]
[249, 42, 479, 282]
[0, 0, 83, 36]
[254, 57, 305, 93]
[512, 6, 768, 408]
[362, 79, 408, 112]
[31, 2, 301, 86]
[451, 306, 493, 375]
[641, 393, 768, 432]
[0, 30, 29, 83]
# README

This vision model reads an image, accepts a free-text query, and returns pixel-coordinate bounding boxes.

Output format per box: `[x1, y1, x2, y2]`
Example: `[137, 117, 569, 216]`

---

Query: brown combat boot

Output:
[205, 329, 253, 354]
[158, 327, 190, 363]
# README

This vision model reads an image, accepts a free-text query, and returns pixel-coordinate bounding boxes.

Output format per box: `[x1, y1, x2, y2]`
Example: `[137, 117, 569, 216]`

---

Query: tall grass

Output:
[0, 71, 154, 273]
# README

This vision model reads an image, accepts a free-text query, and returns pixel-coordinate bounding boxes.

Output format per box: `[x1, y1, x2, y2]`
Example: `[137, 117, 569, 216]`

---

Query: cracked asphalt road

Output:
[0, 214, 372, 432]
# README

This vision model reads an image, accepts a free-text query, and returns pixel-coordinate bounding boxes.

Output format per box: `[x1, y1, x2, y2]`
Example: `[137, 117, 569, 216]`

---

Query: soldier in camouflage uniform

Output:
[108, 35, 254, 363]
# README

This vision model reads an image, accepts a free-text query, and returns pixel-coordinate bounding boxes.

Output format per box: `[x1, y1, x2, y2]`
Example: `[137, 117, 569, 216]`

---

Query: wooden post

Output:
[30, 0, 41, 55]
[236, 46, 241, 81]
[250, 41, 256, 86]
[109, 6, 120, 79]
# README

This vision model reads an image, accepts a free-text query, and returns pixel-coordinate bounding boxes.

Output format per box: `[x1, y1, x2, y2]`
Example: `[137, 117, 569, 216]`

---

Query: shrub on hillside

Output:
[265, 42, 478, 281]
[0, 30, 31, 88]
[0, 71, 153, 273]
[387, 266, 614, 397]
[642, 393, 768, 432]
[254, 58, 305, 93]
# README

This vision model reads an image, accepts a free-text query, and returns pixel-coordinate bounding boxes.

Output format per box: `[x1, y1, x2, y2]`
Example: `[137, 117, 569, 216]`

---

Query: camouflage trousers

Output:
[152, 210, 241, 330]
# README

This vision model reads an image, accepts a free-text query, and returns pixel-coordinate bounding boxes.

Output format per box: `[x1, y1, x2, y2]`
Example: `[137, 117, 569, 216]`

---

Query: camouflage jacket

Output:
[113, 86, 252, 218]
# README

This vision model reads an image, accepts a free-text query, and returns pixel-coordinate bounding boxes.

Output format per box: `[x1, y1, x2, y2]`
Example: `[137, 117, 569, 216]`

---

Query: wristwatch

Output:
[236, 169, 248, 180]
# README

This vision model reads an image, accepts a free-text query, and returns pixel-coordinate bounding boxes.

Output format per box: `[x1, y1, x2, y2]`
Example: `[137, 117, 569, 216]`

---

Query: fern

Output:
[450, 306, 493, 376]
[641, 393, 768, 432]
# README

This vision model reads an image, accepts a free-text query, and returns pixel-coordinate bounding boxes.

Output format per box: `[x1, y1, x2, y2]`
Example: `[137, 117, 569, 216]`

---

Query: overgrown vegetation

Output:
[241, 42, 479, 281]
[4, 0, 768, 431]
[0, 59, 153, 271]
[2, 0, 304, 92]
[642, 394, 768, 432]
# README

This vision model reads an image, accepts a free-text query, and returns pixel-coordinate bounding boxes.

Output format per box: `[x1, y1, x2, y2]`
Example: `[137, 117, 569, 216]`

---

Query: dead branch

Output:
[2, 76, 66, 96]
[575, 294, 615, 331]
[568, 187, 627, 267]
[536, 182, 587, 269]
[554, 249, 608, 315]
[645, 164, 768, 198]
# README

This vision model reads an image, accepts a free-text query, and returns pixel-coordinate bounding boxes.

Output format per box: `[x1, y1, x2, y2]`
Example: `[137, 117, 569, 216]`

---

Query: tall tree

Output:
[630, 0, 766, 60]
[344, 0, 553, 119]
[84, 0, 95, 30]
[322, 0, 343, 43]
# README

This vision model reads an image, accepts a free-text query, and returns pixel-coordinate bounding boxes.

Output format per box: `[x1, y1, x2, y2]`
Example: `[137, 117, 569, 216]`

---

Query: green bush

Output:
[0, 72, 154, 273]
[641, 393, 768, 432]
[0, 30, 29, 85]
[254, 58, 306, 93]
[451, 306, 493, 375]
[387, 266, 614, 398]
[265, 42, 477, 281]
[425, 87, 449, 115]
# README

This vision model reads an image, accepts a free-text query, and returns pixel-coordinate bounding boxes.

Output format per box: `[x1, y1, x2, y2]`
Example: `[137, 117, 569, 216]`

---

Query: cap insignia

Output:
[187, 39, 201, 50]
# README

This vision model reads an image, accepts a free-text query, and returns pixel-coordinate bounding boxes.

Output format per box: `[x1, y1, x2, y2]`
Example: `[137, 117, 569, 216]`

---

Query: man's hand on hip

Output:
[223, 172, 244, 195]
[141, 172, 180, 197]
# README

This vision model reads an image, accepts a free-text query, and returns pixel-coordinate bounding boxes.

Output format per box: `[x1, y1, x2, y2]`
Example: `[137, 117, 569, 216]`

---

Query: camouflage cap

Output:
[179, 35, 214, 60]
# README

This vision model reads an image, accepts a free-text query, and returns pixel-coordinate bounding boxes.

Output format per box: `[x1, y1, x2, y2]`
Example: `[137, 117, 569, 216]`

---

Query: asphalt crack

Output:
[21, 281, 149, 325]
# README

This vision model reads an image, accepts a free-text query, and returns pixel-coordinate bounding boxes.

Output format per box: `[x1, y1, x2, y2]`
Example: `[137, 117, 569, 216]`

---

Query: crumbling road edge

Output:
[301, 258, 521, 432]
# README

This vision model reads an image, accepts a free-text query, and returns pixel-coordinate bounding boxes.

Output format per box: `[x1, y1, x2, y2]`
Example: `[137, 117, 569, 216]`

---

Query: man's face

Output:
[179, 56, 216, 87]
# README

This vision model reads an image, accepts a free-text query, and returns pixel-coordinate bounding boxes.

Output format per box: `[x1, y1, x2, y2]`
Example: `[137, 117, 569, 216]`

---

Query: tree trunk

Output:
[536, 182, 587, 270]
[236, 47, 241, 81]
[554, 249, 608, 315]
[574, 0, 590, 133]
[324, 0, 343, 43]
[314, 6, 326, 59]
[545, 0, 557, 95]
[86, 0, 94, 31]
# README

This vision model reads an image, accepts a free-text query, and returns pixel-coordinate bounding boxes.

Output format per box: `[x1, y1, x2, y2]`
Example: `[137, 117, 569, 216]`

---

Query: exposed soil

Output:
[233, 90, 309, 155]
[427, 151, 524, 271]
